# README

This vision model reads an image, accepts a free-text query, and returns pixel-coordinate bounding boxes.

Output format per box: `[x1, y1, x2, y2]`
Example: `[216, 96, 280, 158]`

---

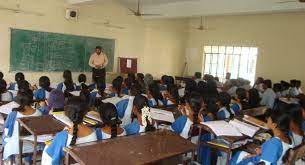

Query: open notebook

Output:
[243, 115, 269, 130]
[150, 108, 175, 123]
[52, 112, 73, 127]
[202, 119, 259, 137]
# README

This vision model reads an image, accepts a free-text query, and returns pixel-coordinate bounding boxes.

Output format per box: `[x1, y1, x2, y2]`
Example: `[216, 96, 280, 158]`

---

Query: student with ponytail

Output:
[216, 92, 235, 120]
[171, 92, 213, 165]
[8, 72, 25, 91]
[147, 82, 163, 107]
[96, 103, 126, 140]
[42, 97, 97, 165]
[124, 94, 156, 135]
[109, 78, 123, 97]
[231, 108, 293, 165]
[0, 79, 13, 102]
[57, 70, 76, 96]
[34, 76, 53, 100]
[2, 89, 42, 160]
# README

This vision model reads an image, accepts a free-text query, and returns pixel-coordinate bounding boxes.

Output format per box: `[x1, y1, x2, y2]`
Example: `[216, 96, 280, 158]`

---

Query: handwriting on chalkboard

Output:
[10, 29, 115, 72]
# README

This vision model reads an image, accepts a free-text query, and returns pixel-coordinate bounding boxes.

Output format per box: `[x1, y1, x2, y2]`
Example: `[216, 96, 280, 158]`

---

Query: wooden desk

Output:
[17, 115, 65, 165]
[64, 130, 197, 165]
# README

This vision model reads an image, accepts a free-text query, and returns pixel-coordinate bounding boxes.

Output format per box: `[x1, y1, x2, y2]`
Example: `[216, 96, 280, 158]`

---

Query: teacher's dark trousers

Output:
[92, 68, 106, 89]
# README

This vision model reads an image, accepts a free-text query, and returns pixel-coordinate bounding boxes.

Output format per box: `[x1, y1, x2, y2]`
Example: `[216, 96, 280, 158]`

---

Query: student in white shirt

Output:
[260, 79, 276, 109]
[289, 80, 300, 97]
[0, 79, 13, 102]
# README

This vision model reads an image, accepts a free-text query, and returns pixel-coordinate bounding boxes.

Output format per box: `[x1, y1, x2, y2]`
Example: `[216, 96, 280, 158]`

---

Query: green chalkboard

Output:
[10, 29, 115, 72]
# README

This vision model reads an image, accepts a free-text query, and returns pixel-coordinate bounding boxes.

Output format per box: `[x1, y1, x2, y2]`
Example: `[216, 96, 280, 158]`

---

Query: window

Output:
[203, 46, 258, 84]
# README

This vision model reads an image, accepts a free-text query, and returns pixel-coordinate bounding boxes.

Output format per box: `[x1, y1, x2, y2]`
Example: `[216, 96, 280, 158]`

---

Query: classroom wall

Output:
[186, 12, 305, 87]
[0, 0, 187, 85]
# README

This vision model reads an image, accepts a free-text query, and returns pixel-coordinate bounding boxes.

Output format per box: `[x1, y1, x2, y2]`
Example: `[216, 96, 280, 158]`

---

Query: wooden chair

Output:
[284, 143, 305, 165]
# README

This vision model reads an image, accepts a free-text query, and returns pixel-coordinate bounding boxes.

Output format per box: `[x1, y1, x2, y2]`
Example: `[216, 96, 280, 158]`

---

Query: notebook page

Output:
[201, 120, 243, 137]
[0, 101, 19, 115]
[150, 108, 175, 123]
[229, 119, 259, 137]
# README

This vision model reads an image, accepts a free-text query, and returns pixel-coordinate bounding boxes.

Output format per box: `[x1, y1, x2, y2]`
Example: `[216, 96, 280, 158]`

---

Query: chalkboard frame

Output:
[10, 28, 116, 72]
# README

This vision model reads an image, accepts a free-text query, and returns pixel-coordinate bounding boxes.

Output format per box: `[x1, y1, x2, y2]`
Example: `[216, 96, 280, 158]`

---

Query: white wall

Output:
[0, 0, 187, 85]
[186, 12, 305, 87]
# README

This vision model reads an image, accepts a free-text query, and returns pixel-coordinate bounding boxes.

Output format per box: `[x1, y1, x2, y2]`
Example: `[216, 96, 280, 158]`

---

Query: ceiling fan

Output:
[93, 20, 125, 29]
[128, 0, 162, 17]
[276, 0, 305, 4]
[0, 4, 44, 16]
[193, 17, 213, 31]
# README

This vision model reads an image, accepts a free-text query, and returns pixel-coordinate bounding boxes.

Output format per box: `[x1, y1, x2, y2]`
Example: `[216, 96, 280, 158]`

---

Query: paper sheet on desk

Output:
[52, 112, 73, 127]
[8, 90, 18, 98]
[229, 119, 259, 137]
[22, 134, 54, 143]
[150, 108, 175, 123]
[0, 101, 19, 115]
[201, 121, 243, 137]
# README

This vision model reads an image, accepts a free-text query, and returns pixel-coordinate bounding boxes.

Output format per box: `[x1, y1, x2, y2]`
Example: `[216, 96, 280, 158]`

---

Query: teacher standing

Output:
[89, 46, 108, 89]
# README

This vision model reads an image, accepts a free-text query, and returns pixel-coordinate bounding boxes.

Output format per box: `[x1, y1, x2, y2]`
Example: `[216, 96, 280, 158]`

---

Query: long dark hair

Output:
[266, 108, 290, 136]
[39, 76, 52, 92]
[15, 72, 25, 82]
[168, 84, 179, 104]
[98, 103, 122, 138]
[0, 79, 7, 102]
[218, 92, 234, 119]
[133, 95, 155, 132]
[13, 88, 34, 112]
[248, 88, 260, 108]
[186, 92, 202, 124]
[148, 83, 162, 106]
[65, 96, 89, 146]
[63, 70, 74, 91]
[112, 78, 122, 97]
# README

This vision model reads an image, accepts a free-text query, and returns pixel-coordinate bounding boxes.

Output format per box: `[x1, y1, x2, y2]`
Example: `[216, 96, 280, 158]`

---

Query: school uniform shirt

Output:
[275, 91, 282, 99]
[260, 88, 276, 109]
[281, 89, 290, 97]
[148, 98, 164, 107]
[2, 110, 42, 160]
[34, 88, 50, 100]
[116, 96, 134, 127]
[124, 119, 146, 136]
[41, 130, 97, 165]
[56, 82, 76, 93]
[230, 137, 292, 165]
[7, 82, 18, 91]
[289, 131, 304, 147]
[95, 128, 126, 140]
[1, 91, 13, 102]
[216, 107, 235, 120]
[289, 87, 300, 97]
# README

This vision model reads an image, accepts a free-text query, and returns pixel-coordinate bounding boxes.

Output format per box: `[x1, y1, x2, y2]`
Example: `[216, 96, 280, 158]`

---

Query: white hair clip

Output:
[141, 106, 152, 127]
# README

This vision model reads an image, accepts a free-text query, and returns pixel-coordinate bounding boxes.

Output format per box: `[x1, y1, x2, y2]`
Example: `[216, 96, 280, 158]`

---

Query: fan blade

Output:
[276, 0, 297, 3]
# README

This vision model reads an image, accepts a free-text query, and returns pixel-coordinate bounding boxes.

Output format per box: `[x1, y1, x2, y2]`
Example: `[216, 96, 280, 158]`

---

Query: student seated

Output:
[76, 74, 88, 91]
[216, 92, 235, 120]
[57, 70, 76, 96]
[273, 83, 282, 99]
[230, 110, 293, 165]
[2, 89, 42, 160]
[194, 72, 203, 84]
[89, 86, 107, 107]
[34, 76, 53, 100]
[280, 81, 290, 97]
[231, 88, 251, 114]
[109, 77, 123, 97]
[248, 88, 261, 108]
[116, 84, 142, 127]
[38, 89, 65, 115]
[8, 72, 25, 91]
[253, 77, 264, 96]
[287, 105, 304, 147]
[0, 79, 13, 102]
[136, 73, 145, 93]
[226, 79, 238, 98]
[95, 103, 126, 140]
[41, 97, 97, 165]
[147, 82, 163, 107]
[124, 95, 156, 135]
[260, 79, 276, 109]
[162, 84, 179, 105]
[289, 79, 299, 97]
[296, 80, 303, 94]
[171, 92, 213, 164]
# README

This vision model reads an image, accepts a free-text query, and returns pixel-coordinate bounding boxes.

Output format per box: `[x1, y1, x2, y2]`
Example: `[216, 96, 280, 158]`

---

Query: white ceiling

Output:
[67, 0, 305, 18]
